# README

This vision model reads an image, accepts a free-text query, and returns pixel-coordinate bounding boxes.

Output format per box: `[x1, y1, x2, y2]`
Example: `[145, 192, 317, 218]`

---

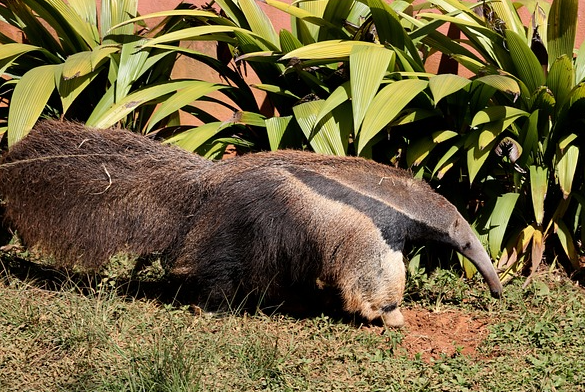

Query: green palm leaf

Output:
[293, 100, 346, 156]
[110, 9, 225, 30]
[23, 0, 98, 50]
[57, 64, 100, 116]
[315, 82, 351, 126]
[165, 122, 227, 152]
[262, 0, 339, 32]
[145, 82, 229, 133]
[101, 0, 137, 39]
[350, 45, 394, 134]
[358, 79, 428, 155]
[488, 192, 520, 260]
[505, 29, 546, 94]
[476, 75, 521, 97]
[62, 51, 93, 79]
[556, 219, 580, 269]
[143, 26, 275, 51]
[429, 74, 471, 106]
[7, 64, 59, 146]
[471, 106, 529, 128]
[547, 0, 578, 66]
[0, 43, 53, 75]
[87, 80, 201, 129]
[547, 55, 575, 109]
[281, 40, 383, 61]
[466, 130, 497, 184]
[266, 116, 293, 151]
[239, 0, 279, 48]
[556, 144, 579, 199]
[530, 166, 549, 226]
[116, 38, 150, 101]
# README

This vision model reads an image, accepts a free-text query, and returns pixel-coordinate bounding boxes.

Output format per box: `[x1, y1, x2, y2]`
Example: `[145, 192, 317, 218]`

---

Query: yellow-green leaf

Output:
[488, 192, 520, 260]
[351, 45, 394, 133]
[239, 0, 279, 48]
[556, 144, 579, 199]
[56, 65, 98, 115]
[0, 44, 46, 76]
[547, 55, 575, 109]
[62, 51, 93, 80]
[109, 9, 222, 31]
[316, 82, 350, 125]
[87, 80, 198, 129]
[358, 79, 428, 155]
[558, 133, 578, 151]
[293, 0, 327, 43]
[68, 0, 98, 27]
[547, 0, 578, 66]
[505, 29, 546, 93]
[143, 26, 273, 50]
[555, 219, 580, 269]
[165, 122, 226, 152]
[252, 84, 299, 99]
[432, 130, 458, 143]
[450, 54, 485, 74]
[7, 65, 59, 147]
[266, 116, 293, 151]
[262, 0, 336, 30]
[145, 82, 227, 133]
[476, 74, 521, 97]
[530, 165, 548, 225]
[101, 0, 137, 40]
[407, 137, 435, 167]
[429, 74, 471, 106]
[432, 142, 462, 178]
[293, 100, 346, 156]
[489, 0, 525, 36]
[34, 0, 99, 48]
[116, 38, 150, 102]
[467, 136, 497, 184]
[471, 106, 529, 128]
[478, 124, 501, 151]
[281, 40, 383, 60]
[224, 110, 267, 127]
[90, 45, 119, 70]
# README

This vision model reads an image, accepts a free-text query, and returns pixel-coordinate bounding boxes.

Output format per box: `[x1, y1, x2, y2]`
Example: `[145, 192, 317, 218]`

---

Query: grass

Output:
[1, 256, 584, 392]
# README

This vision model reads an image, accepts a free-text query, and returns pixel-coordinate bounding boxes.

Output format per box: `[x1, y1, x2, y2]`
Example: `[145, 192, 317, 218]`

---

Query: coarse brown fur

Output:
[0, 121, 212, 269]
[0, 121, 502, 326]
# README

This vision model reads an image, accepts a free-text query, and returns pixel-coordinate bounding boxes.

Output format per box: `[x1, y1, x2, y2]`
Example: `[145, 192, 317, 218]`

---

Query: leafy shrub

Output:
[0, 0, 261, 157]
[411, 0, 585, 280]
[2, 0, 584, 281]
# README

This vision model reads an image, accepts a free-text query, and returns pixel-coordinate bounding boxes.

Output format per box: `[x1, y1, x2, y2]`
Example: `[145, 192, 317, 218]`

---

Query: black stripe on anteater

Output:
[286, 166, 412, 252]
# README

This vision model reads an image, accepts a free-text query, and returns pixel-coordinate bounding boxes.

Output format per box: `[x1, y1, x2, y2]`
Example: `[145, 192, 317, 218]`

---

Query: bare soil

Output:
[399, 307, 490, 361]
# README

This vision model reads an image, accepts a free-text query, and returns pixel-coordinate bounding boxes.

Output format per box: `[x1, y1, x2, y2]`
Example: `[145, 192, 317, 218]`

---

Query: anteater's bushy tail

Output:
[0, 120, 212, 269]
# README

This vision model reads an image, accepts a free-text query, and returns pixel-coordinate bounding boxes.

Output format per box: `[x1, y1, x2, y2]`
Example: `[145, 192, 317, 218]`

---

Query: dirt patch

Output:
[398, 307, 491, 362]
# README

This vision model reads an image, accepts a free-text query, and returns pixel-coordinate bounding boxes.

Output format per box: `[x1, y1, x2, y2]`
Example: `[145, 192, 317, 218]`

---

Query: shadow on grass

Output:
[0, 252, 382, 327]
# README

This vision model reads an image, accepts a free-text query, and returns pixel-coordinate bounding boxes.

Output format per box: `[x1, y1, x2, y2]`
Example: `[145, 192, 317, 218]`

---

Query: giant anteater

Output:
[0, 121, 502, 327]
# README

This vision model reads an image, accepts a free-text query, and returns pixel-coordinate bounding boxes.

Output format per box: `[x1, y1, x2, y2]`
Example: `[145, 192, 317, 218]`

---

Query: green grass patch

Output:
[1, 259, 584, 391]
